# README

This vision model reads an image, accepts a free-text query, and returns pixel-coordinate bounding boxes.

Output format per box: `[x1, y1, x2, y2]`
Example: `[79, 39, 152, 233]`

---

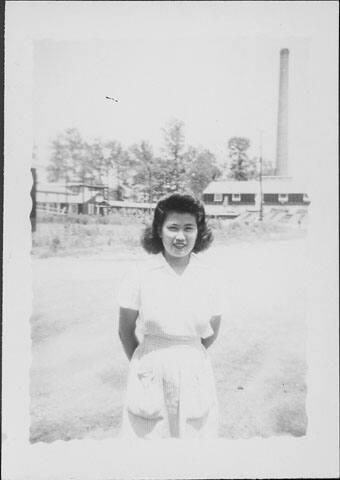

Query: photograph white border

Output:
[3, 2, 339, 478]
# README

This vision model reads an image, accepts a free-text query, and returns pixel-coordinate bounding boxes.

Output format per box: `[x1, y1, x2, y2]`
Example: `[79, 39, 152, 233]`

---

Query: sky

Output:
[32, 4, 310, 183]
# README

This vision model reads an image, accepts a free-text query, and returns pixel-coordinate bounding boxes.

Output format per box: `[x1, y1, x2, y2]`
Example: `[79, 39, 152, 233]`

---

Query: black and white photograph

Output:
[3, 1, 339, 479]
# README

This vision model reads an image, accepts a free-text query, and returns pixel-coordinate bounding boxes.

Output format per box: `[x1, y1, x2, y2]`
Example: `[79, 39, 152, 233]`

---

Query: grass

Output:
[30, 238, 308, 442]
[31, 212, 307, 258]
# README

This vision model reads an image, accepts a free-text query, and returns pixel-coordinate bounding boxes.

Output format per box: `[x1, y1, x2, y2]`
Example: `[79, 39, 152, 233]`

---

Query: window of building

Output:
[242, 194, 255, 204]
[289, 193, 303, 203]
[278, 194, 288, 203]
[263, 193, 276, 204]
[232, 193, 241, 202]
[214, 193, 223, 202]
[203, 194, 214, 204]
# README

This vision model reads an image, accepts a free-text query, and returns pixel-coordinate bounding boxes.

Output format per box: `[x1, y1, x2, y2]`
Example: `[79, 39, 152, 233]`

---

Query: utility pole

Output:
[259, 131, 264, 222]
[30, 168, 37, 232]
[64, 155, 70, 215]
[65, 173, 69, 215]
[82, 167, 85, 213]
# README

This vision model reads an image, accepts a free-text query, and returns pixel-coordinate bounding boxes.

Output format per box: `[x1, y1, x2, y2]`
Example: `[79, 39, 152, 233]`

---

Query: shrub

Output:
[32, 212, 307, 258]
[211, 218, 306, 244]
[51, 235, 61, 252]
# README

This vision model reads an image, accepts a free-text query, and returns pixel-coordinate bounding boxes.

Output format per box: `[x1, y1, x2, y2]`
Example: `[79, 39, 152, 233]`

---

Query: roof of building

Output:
[37, 182, 72, 194]
[67, 181, 106, 188]
[109, 200, 156, 209]
[37, 181, 106, 193]
[203, 177, 309, 194]
[37, 191, 103, 204]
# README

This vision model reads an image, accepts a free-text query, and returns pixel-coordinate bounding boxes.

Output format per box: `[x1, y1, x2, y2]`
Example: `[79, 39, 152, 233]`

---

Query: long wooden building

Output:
[203, 178, 310, 209]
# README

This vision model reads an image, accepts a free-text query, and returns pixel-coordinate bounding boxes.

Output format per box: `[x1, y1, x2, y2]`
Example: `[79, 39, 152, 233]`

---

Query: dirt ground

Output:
[30, 237, 308, 442]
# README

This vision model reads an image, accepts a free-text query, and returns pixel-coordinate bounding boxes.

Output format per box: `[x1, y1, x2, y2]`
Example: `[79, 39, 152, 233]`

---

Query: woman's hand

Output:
[118, 307, 139, 360]
[201, 315, 221, 349]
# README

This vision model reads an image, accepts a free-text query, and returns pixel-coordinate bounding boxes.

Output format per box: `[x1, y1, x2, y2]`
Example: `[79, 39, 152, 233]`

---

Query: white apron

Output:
[120, 334, 219, 439]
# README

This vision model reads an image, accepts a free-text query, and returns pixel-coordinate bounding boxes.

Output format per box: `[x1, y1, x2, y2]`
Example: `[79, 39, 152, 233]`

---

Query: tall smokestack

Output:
[275, 48, 289, 177]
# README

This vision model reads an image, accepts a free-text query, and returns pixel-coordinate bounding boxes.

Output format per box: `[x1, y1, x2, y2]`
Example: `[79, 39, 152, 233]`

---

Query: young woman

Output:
[117, 193, 222, 439]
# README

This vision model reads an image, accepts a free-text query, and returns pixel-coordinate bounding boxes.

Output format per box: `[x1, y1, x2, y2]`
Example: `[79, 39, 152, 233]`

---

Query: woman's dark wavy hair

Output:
[141, 193, 213, 254]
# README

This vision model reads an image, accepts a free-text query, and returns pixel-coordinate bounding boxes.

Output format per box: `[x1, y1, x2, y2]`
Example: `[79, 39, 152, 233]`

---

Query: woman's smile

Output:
[173, 241, 187, 248]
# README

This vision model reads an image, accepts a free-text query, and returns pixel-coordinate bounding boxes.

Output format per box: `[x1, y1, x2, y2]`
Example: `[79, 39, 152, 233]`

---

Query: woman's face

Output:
[160, 211, 198, 260]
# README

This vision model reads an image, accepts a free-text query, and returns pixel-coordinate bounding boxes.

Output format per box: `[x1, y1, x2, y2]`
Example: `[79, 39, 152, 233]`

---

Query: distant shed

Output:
[36, 183, 111, 215]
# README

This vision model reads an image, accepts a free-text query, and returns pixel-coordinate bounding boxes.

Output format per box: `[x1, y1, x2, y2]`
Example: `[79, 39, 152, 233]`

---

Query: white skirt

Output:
[120, 334, 219, 439]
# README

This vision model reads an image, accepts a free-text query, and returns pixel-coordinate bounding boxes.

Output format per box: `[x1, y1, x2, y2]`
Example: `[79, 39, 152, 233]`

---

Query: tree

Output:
[185, 147, 221, 197]
[47, 135, 71, 182]
[104, 141, 133, 200]
[47, 130, 132, 199]
[86, 138, 106, 184]
[262, 160, 276, 176]
[227, 136, 253, 181]
[244, 156, 258, 180]
[102, 140, 122, 198]
[162, 119, 187, 192]
[129, 141, 162, 202]
[47, 128, 88, 182]
[246, 157, 276, 180]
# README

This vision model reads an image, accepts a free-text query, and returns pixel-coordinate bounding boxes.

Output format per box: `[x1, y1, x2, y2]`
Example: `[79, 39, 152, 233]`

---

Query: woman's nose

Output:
[175, 230, 185, 240]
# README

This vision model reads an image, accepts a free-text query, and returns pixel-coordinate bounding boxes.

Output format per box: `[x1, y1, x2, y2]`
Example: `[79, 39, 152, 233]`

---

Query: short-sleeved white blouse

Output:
[116, 253, 223, 339]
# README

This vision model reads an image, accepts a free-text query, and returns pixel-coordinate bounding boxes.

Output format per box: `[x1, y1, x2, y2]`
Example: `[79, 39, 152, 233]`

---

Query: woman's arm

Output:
[201, 315, 221, 349]
[118, 307, 139, 360]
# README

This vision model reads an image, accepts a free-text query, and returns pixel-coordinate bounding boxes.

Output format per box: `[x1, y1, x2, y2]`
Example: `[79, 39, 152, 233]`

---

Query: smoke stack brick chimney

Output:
[276, 48, 289, 177]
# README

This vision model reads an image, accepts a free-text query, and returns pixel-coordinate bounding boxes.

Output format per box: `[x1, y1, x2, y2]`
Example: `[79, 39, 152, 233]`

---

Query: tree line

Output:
[46, 119, 275, 201]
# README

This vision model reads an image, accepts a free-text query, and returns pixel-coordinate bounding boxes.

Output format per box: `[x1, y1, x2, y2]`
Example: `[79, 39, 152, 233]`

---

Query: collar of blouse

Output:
[150, 252, 200, 278]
